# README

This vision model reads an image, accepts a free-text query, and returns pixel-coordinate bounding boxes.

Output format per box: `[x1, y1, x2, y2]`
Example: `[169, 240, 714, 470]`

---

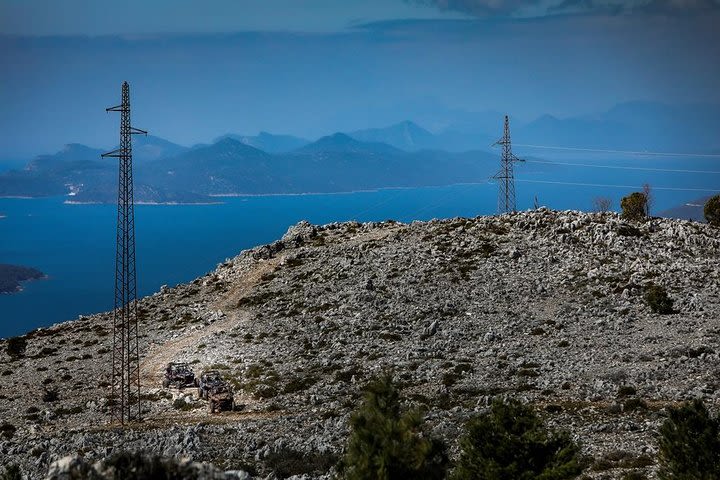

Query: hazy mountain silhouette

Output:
[131, 135, 188, 162]
[295, 133, 402, 155]
[215, 132, 309, 153]
[3, 101, 719, 203]
[349, 121, 435, 151]
[516, 102, 720, 152]
[0, 144, 110, 198]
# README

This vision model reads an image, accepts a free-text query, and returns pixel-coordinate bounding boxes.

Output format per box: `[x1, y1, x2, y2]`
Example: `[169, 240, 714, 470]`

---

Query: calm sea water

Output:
[1, 154, 717, 338]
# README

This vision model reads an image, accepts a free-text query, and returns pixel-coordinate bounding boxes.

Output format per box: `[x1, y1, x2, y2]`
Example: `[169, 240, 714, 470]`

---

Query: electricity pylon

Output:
[102, 81, 146, 424]
[493, 115, 524, 214]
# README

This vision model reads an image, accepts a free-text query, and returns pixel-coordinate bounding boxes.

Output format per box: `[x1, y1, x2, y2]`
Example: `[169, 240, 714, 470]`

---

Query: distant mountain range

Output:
[2, 101, 718, 204]
[515, 102, 720, 152]
[214, 132, 309, 154]
[0, 132, 497, 203]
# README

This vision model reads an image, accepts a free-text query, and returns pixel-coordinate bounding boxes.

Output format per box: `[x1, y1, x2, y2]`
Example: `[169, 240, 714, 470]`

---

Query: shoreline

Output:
[5, 183, 493, 205]
[208, 181, 497, 199]
[0, 273, 48, 296]
[64, 200, 225, 206]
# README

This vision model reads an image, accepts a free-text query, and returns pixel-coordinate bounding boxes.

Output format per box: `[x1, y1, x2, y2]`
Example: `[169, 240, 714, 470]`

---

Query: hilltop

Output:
[1, 209, 719, 479]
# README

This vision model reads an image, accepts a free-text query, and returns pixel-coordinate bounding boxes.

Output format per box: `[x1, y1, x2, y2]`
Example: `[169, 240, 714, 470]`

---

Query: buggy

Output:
[163, 362, 196, 389]
[208, 383, 235, 413]
[197, 370, 224, 399]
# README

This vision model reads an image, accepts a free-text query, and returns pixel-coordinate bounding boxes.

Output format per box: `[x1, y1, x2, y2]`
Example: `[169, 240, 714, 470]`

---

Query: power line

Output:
[513, 143, 720, 158]
[525, 159, 720, 174]
[516, 179, 718, 193]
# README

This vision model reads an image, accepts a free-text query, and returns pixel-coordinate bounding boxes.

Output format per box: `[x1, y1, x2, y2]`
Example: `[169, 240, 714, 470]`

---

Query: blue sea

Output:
[1, 152, 718, 338]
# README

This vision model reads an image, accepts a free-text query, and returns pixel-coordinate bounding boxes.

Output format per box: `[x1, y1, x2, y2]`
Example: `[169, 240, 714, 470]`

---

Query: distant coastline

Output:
[0, 264, 46, 294]
[64, 200, 224, 206]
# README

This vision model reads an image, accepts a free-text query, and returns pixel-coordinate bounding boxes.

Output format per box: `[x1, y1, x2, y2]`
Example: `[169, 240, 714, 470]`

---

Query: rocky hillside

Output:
[1, 209, 719, 479]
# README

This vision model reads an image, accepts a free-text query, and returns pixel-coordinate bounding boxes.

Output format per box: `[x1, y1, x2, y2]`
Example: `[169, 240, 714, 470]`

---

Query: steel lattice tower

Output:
[493, 115, 524, 214]
[102, 82, 146, 425]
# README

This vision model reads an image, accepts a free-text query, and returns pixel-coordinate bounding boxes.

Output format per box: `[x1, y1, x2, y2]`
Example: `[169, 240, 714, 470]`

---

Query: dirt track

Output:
[139, 258, 280, 388]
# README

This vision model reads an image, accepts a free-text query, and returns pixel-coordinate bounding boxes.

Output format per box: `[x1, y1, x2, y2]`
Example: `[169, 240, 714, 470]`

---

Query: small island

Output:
[0, 264, 45, 294]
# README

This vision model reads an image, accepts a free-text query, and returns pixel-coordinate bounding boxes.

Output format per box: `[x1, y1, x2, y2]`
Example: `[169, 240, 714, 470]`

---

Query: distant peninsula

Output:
[0, 264, 45, 294]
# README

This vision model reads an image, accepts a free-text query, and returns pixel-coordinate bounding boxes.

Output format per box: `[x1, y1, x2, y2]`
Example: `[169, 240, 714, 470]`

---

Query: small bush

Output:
[622, 472, 647, 480]
[704, 194, 720, 226]
[593, 196, 613, 213]
[658, 399, 720, 480]
[5, 337, 27, 358]
[338, 374, 448, 480]
[42, 389, 59, 402]
[172, 398, 193, 411]
[264, 448, 339, 478]
[452, 398, 582, 480]
[102, 451, 202, 478]
[644, 284, 674, 314]
[0, 464, 21, 480]
[0, 423, 17, 439]
[35, 347, 57, 358]
[282, 375, 318, 394]
[617, 385, 637, 398]
[623, 398, 648, 412]
[621, 192, 647, 221]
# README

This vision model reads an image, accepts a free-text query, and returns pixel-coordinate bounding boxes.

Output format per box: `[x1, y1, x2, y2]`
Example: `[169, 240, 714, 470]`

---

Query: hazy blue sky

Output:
[1, 0, 719, 158]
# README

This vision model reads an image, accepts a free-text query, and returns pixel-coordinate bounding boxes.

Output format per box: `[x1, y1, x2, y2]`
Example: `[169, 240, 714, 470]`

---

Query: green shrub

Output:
[658, 399, 720, 480]
[172, 398, 193, 411]
[704, 194, 720, 226]
[0, 423, 17, 439]
[102, 451, 200, 479]
[623, 398, 648, 412]
[264, 447, 339, 478]
[622, 472, 647, 480]
[0, 464, 21, 480]
[42, 389, 59, 402]
[5, 337, 27, 359]
[644, 284, 674, 314]
[452, 398, 583, 480]
[617, 385, 637, 398]
[621, 192, 648, 221]
[339, 374, 448, 480]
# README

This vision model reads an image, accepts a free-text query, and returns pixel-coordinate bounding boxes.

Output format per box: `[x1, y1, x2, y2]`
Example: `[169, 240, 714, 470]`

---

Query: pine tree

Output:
[339, 374, 448, 480]
[452, 398, 582, 480]
[658, 399, 720, 480]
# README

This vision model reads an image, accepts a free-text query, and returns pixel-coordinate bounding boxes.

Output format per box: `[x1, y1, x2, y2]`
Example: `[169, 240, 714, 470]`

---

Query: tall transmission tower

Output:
[493, 115, 524, 214]
[102, 81, 147, 425]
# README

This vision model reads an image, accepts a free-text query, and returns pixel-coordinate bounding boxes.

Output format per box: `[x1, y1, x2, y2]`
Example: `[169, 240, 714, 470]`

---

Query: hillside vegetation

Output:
[0, 209, 718, 479]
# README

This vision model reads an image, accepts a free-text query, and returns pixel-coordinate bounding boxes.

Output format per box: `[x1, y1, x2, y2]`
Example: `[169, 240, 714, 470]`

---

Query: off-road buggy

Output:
[197, 370, 224, 399]
[163, 362, 196, 389]
[208, 383, 235, 413]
